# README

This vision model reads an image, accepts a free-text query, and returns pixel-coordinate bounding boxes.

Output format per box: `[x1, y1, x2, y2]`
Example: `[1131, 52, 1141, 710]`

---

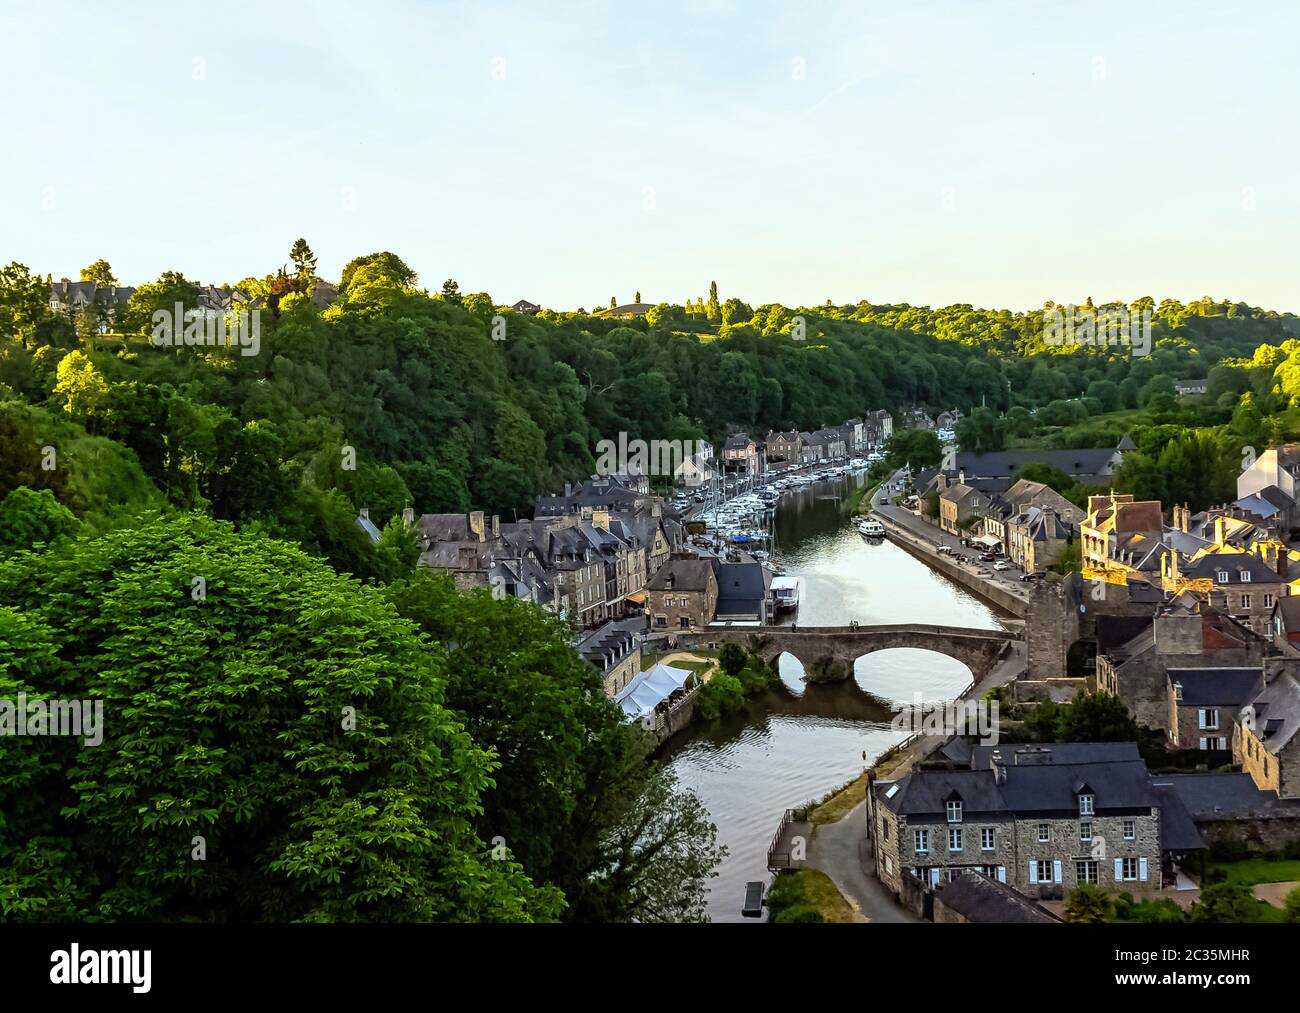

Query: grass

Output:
[807, 771, 870, 825]
[765, 869, 857, 923]
[1211, 858, 1300, 888]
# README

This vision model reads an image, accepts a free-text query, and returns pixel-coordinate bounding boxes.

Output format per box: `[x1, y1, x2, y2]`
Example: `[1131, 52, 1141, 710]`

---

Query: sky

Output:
[3, 0, 1298, 312]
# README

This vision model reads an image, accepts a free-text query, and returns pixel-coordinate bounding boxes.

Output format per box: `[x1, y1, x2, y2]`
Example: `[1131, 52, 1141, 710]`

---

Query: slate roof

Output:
[1182, 553, 1284, 584]
[1154, 785, 1206, 851]
[1168, 667, 1263, 708]
[879, 745, 1157, 820]
[1156, 772, 1300, 821]
[713, 560, 766, 619]
[646, 557, 715, 592]
[956, 448, 1121, 481]
[968, 742, 1140, 769]
[936, 872, 1059, 923]
[1245, 673, 1300, 751]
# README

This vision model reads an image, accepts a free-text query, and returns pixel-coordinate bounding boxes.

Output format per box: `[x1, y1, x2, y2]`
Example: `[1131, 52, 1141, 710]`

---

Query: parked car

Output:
[1020, 570, 1047, 581]
[979, 552, 996, 562]
[993, 560, 1011, 571]
[937, 545, 954, 555]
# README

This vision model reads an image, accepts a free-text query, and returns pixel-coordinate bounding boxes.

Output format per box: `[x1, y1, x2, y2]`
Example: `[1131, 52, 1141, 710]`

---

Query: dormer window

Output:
[946, 800, 963, 823]
[1240, 571, 1251, 583]
[1078, 793, 1094, 816]
[1217, 570, 1229, 583]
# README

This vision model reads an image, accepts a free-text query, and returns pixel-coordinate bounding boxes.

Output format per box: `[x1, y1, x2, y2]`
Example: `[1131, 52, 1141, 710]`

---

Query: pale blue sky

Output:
[3, 1, 1297, 311]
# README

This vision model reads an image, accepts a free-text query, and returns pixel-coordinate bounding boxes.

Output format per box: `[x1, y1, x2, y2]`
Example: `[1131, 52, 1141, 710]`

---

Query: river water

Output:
[660, 473, 1008, 922]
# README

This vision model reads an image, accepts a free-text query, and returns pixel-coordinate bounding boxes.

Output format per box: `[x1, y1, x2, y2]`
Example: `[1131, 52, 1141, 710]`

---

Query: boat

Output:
[857, 518, 887, 538]
[768, 575, 802, 613]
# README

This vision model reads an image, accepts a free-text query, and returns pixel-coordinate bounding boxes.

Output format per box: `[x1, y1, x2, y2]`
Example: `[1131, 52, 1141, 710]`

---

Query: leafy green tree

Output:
[79, 259, 117, 286]
[718, 642, 748, 676]
[289, 238, 317, 283]
[440, 278, 462, 304]
[956, 406, 1006, 452]
[885, 429, 942, 472]
[1190, 880, 1265, 923]
[1056, 692, 1139, 742]
[0, 517, 560, 922]
[0, 487, 79, 555]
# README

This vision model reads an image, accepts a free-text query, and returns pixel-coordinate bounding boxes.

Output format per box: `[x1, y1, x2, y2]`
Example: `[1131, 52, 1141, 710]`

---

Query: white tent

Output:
[615, 663, 692, 720]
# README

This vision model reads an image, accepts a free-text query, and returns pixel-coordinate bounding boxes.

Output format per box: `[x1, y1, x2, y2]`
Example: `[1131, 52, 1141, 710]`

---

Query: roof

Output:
[1182, 553, 1283, 585]
[878, 753, 1157, 819]
[1168, 667, 1263, 708]
[1156, 772, 1300, 821]
[714, 560, 766, 618]
[614, 663, 690, 719]
[936, 872, 1060, 923]
[1245, 673, 1300, 751]
[647, 557, 715, 592]
[1155, 785, 1206, 851]
[956, 448, 1121, 481]
[968, 742, 1141, 769]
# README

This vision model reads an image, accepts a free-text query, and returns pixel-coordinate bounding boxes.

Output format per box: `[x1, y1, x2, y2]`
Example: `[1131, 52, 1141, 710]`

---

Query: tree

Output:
[0, 517, 560, 922]
[79, 259, 117, 286]
[289, 238, 317, 283]
[383, 573, 726, 921]
[0, 486, 79, 555]
[1190, 880, 1265, 923]
[955, 406, 1006, 452]
[440, 278, 462, 304]
[706, 281, 720, 323]
[634, 291, 641, 303]
[1055, 692, 1139, 742]
[884, 429, 942, 472]
[718, 642, 747, 676]
[53, 350, 109, 429]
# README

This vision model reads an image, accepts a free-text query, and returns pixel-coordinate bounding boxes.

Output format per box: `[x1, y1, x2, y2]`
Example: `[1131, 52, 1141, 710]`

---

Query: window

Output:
[1036, 859, 1054, 883]
[948, 828, 963, 851]
[1079, 794, 1094, 816]
[981, 828, 995, 851]
[946, 800, 963, 823]
[1241, 594, 1252, 609]
[1076, 860, 1099, 884]
[1217, 570, 1230, 583]
[1199, 708, 1220, 730]
[1240, 571, 1251, 583]
[882, 820, 890, 842]
[1080, 821, 1092, 842]
[914, 829, 928, 854]
[1121, 857, 1138, 881]
[1265, 594, 1275, 609]
[1037, 823, 1050, 843]
[1123, 819, 1135, 840]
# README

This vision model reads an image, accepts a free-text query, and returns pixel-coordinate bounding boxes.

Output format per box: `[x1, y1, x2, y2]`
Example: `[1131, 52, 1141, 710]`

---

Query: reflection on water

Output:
[661, 473, 1009, 922]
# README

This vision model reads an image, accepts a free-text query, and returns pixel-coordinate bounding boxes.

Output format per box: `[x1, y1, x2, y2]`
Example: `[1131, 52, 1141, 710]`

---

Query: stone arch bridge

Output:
[669, 623, 1022, 683]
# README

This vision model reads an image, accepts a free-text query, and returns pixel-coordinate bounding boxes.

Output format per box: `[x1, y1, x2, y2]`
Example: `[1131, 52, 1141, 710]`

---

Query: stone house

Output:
[1235, 672, 1300, 798]
[1162, 540, 1291, 637]
[933, 870, 1060, 924]
[864, 409, 893, 448]
[713, 560, 769, 624]
[49, 277, 136, 333]
[722, 434, 760, 475]
[868, 743, 1182, 900]
[939, 483, 993, 536]
[1081, 494, 1165, 573]
[575, 618, 644, 698]
[1094, 605, 1266, 735]
[646, 556, 718, 632]
[764, 430, 802, 465]
[1167, 667, 1264, 752]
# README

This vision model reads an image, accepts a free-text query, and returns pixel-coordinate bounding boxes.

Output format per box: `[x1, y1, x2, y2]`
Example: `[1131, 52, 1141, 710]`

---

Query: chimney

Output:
[1173, 680, 1183, 701]
[469, 510, 486, 542]
[359, 508, 370, 521]
[402, 507, 414, 528]
[492, 514, 500, 538]
[1214, 515, 1227, 545]
[958, 469, 966, 484]
[592, 508, 610, 531]
[990, 749, 1007, 785]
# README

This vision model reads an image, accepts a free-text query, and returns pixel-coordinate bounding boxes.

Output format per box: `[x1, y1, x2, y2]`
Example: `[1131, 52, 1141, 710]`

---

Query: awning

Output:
[972, 534, 1001, 549]
[615, 663, 692, 720]
[624, 590, 648, 604]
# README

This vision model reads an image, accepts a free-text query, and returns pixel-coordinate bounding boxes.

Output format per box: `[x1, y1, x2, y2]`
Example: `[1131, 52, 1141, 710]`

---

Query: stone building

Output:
[1167, 667, 1263, 752]
[868, 743, 1184, 900]
[574, 617, 644, 698]
[1162, 539, 1292, 636]
[646, 556, 718, 632]
[1235, 671, 1300, 798]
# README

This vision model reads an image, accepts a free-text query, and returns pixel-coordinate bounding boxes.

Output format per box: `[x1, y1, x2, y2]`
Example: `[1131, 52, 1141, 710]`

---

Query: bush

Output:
[694, 673, 745, 722]
[718, 642, 747, 677]
[736, 664, 772, 695]
[1065, 883, 1113, 923]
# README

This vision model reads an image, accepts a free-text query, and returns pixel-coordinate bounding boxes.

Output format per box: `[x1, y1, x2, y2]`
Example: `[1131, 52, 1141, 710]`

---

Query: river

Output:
[660, 472, 1008, 922]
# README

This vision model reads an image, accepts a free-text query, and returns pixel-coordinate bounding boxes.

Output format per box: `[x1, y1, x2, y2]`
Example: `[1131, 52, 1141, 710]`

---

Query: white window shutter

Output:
[1114, 858, 1124, 881]
[1199, 709, 1207, 729]
[1139, 857, 1148, 882]
[1054, 860, 1063, 884]
[930, 868, 939, 887]
[1028, 860, 1038, 884]
[1199, 737, 1207, 750]
[997, 866, 1006, 882]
